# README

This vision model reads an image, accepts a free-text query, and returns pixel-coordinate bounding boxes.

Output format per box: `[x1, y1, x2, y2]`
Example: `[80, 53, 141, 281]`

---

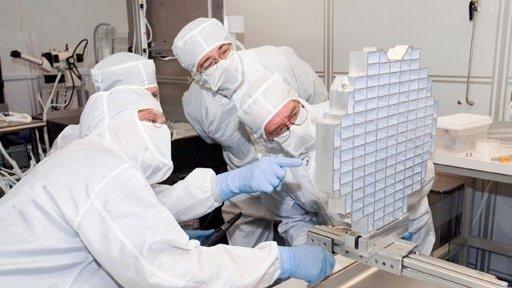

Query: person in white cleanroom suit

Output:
[236, 73, 436, 255]
[51, 52, 294, 243]
[172, 17, 327, 248]
[50, 52, 311, 241]
[0, 84, 336, 287]
[51, 52, 162, 151]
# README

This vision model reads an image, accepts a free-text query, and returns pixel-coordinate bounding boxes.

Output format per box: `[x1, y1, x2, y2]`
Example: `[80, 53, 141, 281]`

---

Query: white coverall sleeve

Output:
[182, 87, 216, 145]
[182, 84, 257, 168]
[262, 192, 318, 246]
[73, 165, 280, 288]
[152, 168, 223, 223]
[279, 47, 327, 105]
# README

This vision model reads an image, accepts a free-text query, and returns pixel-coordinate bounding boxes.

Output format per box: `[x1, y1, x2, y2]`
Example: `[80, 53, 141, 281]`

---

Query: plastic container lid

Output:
[437, 113, 492, 130]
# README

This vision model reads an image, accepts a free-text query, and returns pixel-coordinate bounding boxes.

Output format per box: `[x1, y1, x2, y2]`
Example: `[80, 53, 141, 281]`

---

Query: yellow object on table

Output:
[491, 154, 512, 164]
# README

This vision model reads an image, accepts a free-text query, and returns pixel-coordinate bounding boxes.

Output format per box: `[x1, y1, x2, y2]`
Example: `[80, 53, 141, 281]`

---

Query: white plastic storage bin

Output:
[436, 113, 492, 153]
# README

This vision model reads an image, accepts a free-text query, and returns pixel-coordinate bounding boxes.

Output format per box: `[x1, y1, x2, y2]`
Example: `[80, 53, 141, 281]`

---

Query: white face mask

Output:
[137, 121, 174, 184]
[106, 112, 174, 185]
[196, 51, 244, 98]
[280, 114, 316, 158]
[274, 101, 327, 158]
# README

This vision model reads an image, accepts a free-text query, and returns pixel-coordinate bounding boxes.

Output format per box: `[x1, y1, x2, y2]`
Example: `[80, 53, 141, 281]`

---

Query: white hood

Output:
[79, 86, 173, 184]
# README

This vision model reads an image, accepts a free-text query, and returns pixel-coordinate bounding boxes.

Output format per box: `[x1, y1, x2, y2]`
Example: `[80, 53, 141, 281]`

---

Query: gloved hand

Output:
[216, 157, 302, 201]
[277, 245, 335, 285]
[402, 231, 414, 241]
[185, 229, 215, 242]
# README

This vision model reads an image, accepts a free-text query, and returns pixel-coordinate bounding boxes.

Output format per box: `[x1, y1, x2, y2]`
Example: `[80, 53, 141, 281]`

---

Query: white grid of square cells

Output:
[330, 47, 437, 235]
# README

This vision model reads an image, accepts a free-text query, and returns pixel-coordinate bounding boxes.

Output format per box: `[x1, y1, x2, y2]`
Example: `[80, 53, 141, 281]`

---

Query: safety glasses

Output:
[266, 101, 308, 144]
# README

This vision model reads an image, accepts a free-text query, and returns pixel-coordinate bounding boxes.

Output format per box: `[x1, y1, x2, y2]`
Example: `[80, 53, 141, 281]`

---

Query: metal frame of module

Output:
[316, 45, 437, 236]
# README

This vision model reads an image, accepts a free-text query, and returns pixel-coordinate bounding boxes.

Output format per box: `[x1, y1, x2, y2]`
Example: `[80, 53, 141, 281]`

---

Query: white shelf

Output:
[432, 145, 512, 183]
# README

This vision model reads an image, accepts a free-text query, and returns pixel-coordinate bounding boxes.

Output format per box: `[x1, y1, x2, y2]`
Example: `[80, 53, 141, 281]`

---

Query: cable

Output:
[70, 39, 87, 82]
[0, 141, 23, 178]
[34, 129, 45, 160]
[63, 70, 76, 109]
[143, 1, 152, 43]
[42, 71, 63, 153]
[71, 39, 88, 59]
[132, 3, 138, 54]
[51, 88, 75, 110]
[27, 150, 37, 169]
[51, 90, 59, 110]
[462, 0, 479, 106]
[70, 63, 82, 81]
[0, 170, 16, 193]
[145, 19, 153, 42]
[0, 169, 19, 184]
[36, 91, 44, 107]
[67, 39, 87, 84]
[464, 18, 477, 105]
[52, 38, 87, 111]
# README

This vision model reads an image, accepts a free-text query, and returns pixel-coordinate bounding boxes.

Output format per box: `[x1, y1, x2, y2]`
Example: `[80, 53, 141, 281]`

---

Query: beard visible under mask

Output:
[196, 50, 244, 98]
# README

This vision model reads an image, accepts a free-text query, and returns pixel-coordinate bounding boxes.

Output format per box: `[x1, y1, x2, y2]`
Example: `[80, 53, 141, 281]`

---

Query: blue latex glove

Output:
[277, 245, 335, 285]
[402, 231, 414, 241]
[185, 229, 215, 242]
[216, 157, 302, 201]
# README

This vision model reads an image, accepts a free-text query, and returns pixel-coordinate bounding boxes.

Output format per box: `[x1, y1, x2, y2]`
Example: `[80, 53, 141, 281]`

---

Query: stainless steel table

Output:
[277, 255, 438, 288]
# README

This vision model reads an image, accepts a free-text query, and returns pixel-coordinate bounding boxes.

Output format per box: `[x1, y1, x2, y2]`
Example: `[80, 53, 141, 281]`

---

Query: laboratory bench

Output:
[431, 147, 512, 283]
[277, 255, 438, 288]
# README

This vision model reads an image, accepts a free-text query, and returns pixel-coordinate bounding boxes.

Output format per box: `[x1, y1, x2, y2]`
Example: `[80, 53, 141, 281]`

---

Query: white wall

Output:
[0, 0, 129, 115]
[225, 0, 512, 136]
[333, 0, 499, 117]
[225, 0, 324, 72]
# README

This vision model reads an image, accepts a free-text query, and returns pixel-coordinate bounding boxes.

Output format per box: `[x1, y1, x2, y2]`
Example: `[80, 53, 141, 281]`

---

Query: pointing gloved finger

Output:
[270, 163, 286, 180]
[273, 157, 302, 168]
[402, 232, 414, 241]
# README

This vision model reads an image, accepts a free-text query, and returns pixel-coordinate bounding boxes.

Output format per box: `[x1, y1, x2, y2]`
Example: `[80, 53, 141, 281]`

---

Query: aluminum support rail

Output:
[308, 224, 508, 288]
